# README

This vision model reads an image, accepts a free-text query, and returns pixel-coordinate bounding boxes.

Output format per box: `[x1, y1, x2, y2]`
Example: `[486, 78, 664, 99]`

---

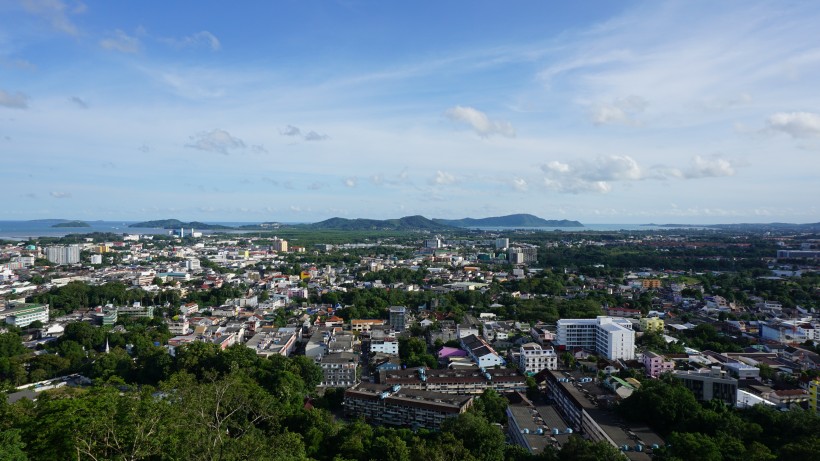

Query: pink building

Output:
[643, 351, 675, 378]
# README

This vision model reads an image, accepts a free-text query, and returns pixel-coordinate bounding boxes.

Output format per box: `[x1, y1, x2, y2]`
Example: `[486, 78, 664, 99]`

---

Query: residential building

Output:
[642, 351, 674, 378]
[1, 303, 49, 327]
[344, 383, 473, 430]
[556, 316, 635, 360]
[45, 245, 80, 265]
[351, 319, 385, 332]
[370, 338, 399, 356]
[245, 328, 298, 357]
[509, 246, 538, 264]
[116, 303, 154, 319]
[519, 343, 558, 375]
[166, 318, 190, 336]
[640, 317, 664, 333]
[319, 352, 358, 387]
[495, 238, 509, 250]
[461, 334, 505, 368]
[672, 367, 738, 406]
[809, 380, 820, 413]
[379, 366, 527, 394]
[389, 306, 406, 331]
[272, 237, 288, 252]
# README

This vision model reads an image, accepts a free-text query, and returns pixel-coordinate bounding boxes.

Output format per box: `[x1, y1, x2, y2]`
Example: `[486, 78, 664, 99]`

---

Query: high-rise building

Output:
[272, 237, 288, 252]
[495, 238, 509, 249]
[389, 306, 406, 331]
[45, 245, 80, 265]
[556, 316, 635, 360]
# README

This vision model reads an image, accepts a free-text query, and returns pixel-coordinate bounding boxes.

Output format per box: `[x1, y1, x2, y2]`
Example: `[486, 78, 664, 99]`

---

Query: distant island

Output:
[129, 219, 234, 230]
[51, 220, 90, 228]
[126, 215, 584, 232]
[643, 222, 820, 232]
[434, 214, 583, 228]
[302, 215, 452, 231]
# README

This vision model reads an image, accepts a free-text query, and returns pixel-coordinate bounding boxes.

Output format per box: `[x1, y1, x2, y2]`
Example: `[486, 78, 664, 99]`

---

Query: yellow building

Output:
[640, 316, 665, 333]
[810, 380, 820, 413]
[97, 244, 110, 254]
[642, 279, 662, 289]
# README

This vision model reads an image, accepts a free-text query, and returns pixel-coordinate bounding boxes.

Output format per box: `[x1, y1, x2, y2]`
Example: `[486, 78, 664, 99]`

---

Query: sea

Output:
[0, 220, 695, 241]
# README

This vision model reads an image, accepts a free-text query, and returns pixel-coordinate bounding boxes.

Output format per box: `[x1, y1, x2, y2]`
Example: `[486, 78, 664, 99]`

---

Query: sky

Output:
[1, 0, 819, 224]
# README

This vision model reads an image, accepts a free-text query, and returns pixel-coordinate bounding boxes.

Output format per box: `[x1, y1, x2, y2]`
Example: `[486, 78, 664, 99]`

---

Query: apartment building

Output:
[672, 367, 738, 406]
[556, 316, 635, 360]
[344, 383, 473, 430]
[461, 334, 505, 368]
[318, 351, 358, 388]
[519, 343, 558, 375]
[379, 366, 527, 395]
[642, 351, 674, 378]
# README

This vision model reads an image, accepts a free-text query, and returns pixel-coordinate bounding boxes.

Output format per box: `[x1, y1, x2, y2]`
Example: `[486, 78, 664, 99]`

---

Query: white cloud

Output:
[430, 170, 457, 185]
[511, 178, 528, 192]
[445, 105, 515, 137]
[545, 161, 570, 173]
[186, 129, 246, 155]
[163, 31, 221, 51]
[767, 112, 820, 138]
[0, 90, 29, 109]
[344, 177, 357, 188]
[50, 191, 71, 198]
[544, 178, 612, 194]
[100, 30, 140, 53]
[684, 155, 736, 178]
[21, 0, 81, 36]
[544, 155, 641, 181]
[590, 95, 647, 125]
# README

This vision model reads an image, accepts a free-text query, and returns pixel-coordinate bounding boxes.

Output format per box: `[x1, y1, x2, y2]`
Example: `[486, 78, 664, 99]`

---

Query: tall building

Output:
[45, 245, 80, 265]
[495, 238, 509, 250]
[509, 246, 538, 264]
[272, 237, 288, 253]
[556, 316, 635, 360]
[389, 306, 406, 331]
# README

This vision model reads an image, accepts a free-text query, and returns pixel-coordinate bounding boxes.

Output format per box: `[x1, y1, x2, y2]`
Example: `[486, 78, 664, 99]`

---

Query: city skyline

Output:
[2, 1, 819, 224]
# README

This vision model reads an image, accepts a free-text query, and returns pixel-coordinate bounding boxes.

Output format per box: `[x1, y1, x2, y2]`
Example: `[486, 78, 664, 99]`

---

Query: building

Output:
[556, 316, 635, 360]
[90, 254, 103, 265]
[370, 338, 399, 356]
[166, 318, 190, 336]
[245, 328, 298, 357]
[641, 279, 662, 289]
[519, 342, 558, 375]
[672, 367, 738, 406]
[351, 319, 386, 332]
[116, 303, 155, 319]
[389, 306, 406, 332]
[809, 380, 820, 414]
[318, 352, 359, 388]
[45, 245, 80, 265]
[642, 351, 674, 378]
[639, 317, 664, 333]
[509, 246, 538, 264]
[344, 383, 473, 430]
[495, 238, 509, 250]
[272, 237, 288, 253]
[507, 394, 571, 455]
[1, 303, 49, 328]
[379, 366, 527, 395]
[461, 334, 505, 368]
[543, 370, 663, 459]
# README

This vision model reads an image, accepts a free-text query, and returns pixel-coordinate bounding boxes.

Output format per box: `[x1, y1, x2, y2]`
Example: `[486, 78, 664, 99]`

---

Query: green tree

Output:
[442, 412, 505, 461]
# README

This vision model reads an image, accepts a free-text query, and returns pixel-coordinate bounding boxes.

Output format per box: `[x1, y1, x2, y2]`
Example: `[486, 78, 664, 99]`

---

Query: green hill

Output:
[51, 220, 90, 228]
[434, 214, 583, 228]
[129, 219, 234, 230]
[305, 215, 453, 231]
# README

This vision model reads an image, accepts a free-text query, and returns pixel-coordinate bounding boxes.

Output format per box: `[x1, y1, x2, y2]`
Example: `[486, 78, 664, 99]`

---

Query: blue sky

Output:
[1, 0, 819, 224]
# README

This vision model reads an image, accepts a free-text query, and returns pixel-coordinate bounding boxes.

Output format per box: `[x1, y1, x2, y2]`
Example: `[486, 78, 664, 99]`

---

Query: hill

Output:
[434, 214, 583, 228]
[304, 215, 453, 231]
[51, 220, 90, 228]
[129, 219, 234, 230]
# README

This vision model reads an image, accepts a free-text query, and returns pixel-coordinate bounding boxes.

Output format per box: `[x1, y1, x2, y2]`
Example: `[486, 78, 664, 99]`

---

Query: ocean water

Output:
[0, 220, 693, 240]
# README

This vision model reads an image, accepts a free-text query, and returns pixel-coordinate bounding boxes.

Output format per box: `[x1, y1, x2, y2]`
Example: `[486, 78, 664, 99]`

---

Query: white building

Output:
[369, 338, 399, 356]
[1, 303, 49, 328]
[519, 343, 557, 375]
[556, 316, 635, 360]
[461, 334, 505, 368]
[45, 245, 80, 265]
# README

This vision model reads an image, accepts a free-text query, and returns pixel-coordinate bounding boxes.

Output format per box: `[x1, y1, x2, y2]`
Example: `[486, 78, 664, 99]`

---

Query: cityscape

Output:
[2, 1, 820, 461]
